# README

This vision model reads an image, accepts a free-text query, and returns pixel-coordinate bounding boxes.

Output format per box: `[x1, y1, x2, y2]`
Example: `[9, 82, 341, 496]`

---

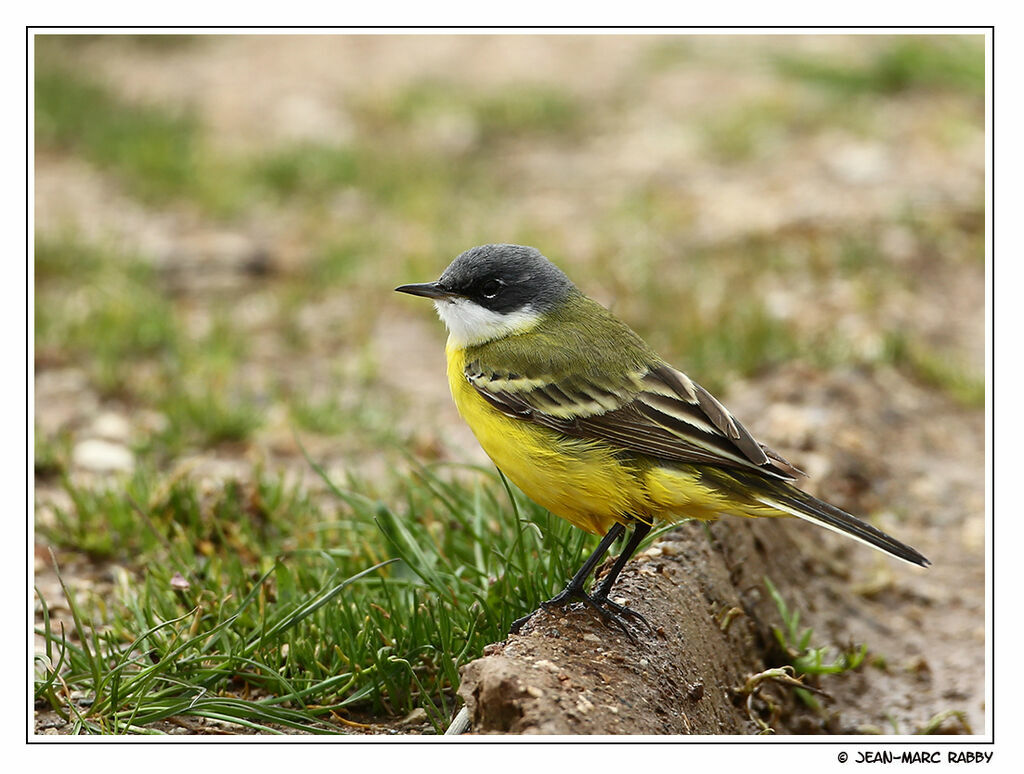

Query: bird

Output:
[395, 244, 929, 635]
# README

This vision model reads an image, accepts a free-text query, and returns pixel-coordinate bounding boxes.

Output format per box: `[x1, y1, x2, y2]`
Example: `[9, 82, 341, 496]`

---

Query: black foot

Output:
[509, 585, 576, 634]
[508, 520, 654, 640]
[508, 611, 534, 635]
[590, 592, 654, 634]
[509, 586, 649, 640]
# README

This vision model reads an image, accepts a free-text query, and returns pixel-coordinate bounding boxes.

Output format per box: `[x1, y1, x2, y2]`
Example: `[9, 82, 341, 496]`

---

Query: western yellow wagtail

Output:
[396, 244, 928, 634]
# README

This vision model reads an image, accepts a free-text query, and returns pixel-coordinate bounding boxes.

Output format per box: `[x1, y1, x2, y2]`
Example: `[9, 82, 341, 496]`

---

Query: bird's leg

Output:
[509, 523, 625, 634]
[591, 520, 653, 631]
[510, 521, 653, 637]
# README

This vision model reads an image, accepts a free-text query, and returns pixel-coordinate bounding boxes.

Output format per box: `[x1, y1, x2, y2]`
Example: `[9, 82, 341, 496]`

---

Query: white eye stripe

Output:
[434, 298, 541, 348]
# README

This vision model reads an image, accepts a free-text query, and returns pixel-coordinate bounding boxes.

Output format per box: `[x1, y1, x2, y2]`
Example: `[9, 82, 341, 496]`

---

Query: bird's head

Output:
[395, 244, 577, 347]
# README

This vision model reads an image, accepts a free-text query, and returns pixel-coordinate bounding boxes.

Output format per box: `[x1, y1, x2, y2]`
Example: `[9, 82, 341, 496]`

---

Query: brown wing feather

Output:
[467, 359, 803, 481]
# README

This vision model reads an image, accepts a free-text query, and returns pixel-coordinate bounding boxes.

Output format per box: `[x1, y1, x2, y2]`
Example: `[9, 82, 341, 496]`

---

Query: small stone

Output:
[71, 439, 134, 472]
[400, 707, 428, 726]
[658, 541, 685, 557]
[90, 411, 132, 442]
[826, 141, 888, 185]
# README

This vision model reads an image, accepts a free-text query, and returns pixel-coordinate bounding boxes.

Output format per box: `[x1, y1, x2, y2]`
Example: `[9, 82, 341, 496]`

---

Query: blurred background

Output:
[33, 33, 986, 734]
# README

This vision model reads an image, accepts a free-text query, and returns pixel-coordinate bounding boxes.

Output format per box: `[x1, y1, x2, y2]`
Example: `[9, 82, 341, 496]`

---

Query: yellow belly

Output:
[446, 343, 758, 535]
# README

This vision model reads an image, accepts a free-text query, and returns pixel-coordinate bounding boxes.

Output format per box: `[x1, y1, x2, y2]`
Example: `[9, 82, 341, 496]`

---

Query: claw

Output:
[509, 587, 649, 640]
[593, 594, 653, 630]
[509, 611, 534, 635]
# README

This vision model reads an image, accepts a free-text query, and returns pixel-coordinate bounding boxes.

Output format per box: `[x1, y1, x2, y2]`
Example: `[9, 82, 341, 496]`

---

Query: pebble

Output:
[71, 439, 134, 472]
[90, 411, 133, 442]
[532, 659, 560, 672]
[826, 141, 889, 185]
[399, 707, 427, 726]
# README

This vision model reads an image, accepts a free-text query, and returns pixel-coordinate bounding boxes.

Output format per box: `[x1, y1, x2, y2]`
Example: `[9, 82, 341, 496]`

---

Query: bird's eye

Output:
[480, 279, 503, 299]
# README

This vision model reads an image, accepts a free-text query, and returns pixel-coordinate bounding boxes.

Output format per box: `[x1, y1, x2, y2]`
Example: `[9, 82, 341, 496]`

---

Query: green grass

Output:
[639, 38, 696, 71]
[35, 64, 202, 203]
[35, 426, 70, 479]
[603, 241, 806, 394]
[247, 141, 447, 208]
[31, 61, 549, 233]
[288, 395, 353, 437]
[34, 236, 180, 397]
[33, 56, 252, 217]
[35, 234, 273, 458]
[244, 136, 503, 229]
[379, 79, 582, 144]
[34, 56, 485, 220]
[35, 43, 574, 223]
[859, 708, 973, 735]
[247, 145, 362, 200]
[700, 98, 795, 163]
[158, 386, 265, 451]
[35, 462, 606, 733]
[698, 93, 881, 164]
[880, 331, 984, 408]
[765, 577, 867, 680]
[775, 36, 984, 98]
[672, 303, 803, 394]
[586, 218, 983, 407]
[33, 228, 420, 468]
[760, 577, 868, 719]
[302, 236, 382, 288]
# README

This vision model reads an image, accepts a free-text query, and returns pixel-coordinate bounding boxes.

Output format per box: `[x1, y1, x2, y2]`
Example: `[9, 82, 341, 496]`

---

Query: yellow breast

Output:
[444, 343, 643, 534]
[444, 343, 761, 535]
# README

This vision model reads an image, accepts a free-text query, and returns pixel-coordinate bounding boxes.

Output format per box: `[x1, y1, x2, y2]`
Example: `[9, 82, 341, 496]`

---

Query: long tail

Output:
[754, 488, 930, 567]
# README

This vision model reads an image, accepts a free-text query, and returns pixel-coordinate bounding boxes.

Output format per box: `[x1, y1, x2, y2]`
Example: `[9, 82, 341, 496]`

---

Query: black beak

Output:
[394, 281, 456, 300]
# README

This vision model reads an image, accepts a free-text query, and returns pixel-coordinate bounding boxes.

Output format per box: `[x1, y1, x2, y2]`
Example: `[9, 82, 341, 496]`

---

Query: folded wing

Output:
[465, 358, 802, 481]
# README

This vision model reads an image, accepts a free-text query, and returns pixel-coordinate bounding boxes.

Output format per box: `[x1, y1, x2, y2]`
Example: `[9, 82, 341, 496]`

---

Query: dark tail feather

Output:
[755, 489, 930, 567]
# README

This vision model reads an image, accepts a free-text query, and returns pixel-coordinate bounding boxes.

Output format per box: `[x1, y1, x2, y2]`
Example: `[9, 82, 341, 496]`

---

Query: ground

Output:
[32, 33, 985, 735]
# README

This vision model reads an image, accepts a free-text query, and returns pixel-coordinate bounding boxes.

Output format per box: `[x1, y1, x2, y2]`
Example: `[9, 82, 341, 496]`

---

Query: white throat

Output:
[433, 298, 541, 348]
